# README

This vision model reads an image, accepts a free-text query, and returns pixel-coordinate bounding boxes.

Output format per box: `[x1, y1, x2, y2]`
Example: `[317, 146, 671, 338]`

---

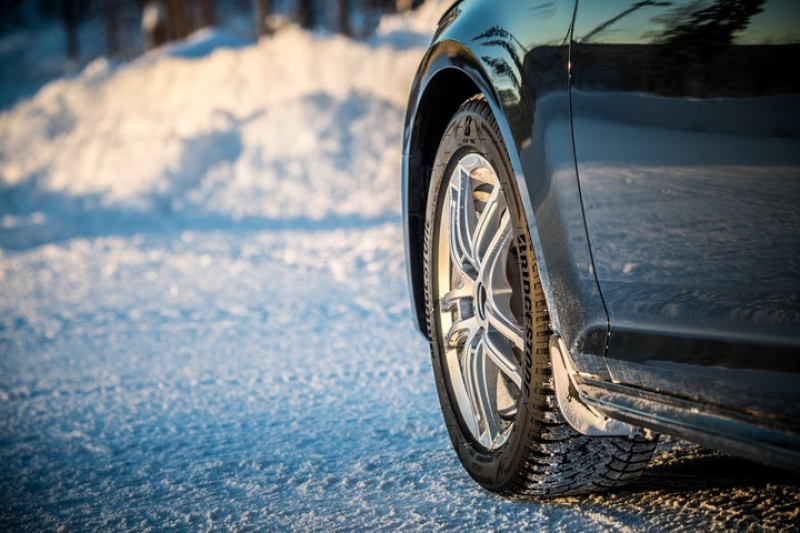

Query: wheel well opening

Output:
[407, 69, 480, 337]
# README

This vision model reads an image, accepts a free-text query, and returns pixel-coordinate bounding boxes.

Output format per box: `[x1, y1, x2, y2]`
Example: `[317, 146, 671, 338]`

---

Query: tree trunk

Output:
[142, 0, 168, 50]
[198, 0, 216, 28]
[298, 0, 314, 29]
[62, 0, 79, 61]
[338, 0, 350, 36]
[166, 0, 190, 40]
[104, 0, 121, 56]
[253, 0, 271, 36]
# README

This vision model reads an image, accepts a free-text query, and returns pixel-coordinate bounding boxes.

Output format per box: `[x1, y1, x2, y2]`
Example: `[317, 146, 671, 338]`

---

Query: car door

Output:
[569, 0, 800, 420]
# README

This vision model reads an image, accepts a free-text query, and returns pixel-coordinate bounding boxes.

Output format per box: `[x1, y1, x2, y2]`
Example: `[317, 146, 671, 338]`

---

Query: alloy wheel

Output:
[434, 153, 526, 450]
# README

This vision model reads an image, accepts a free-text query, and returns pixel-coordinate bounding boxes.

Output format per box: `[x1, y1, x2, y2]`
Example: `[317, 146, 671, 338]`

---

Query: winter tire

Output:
[423, 95, 657, 497]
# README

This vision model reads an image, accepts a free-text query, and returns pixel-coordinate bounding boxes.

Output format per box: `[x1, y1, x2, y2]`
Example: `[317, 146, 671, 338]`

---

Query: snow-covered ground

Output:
[1, 4, 798, 532]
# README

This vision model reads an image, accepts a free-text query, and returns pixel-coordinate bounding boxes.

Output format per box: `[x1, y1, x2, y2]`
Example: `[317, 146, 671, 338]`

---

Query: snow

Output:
[1, 3, 798, 532]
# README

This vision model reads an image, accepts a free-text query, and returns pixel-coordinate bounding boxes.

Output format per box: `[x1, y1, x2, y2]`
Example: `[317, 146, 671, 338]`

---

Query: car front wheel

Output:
[423, 95, 656, 497]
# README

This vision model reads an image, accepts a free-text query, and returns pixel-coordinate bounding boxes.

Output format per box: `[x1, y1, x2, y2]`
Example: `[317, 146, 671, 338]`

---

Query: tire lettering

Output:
[519, 232, 535, 386]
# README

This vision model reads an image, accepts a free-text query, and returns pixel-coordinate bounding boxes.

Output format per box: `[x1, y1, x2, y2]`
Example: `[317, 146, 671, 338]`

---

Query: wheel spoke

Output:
[472, 181, 505, 268]
[462, 334, 501, 447]
[449, 162, 478, 275]
[446, 315, 479, 348]
[483, 332, 522, 388]
[480, 211, 525, 350]
[485, 295, 525, 351]
[441, 282, 473, 312]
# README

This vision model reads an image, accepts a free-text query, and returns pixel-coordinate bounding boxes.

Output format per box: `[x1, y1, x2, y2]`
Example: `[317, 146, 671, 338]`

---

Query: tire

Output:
[423, 95, 656, 497]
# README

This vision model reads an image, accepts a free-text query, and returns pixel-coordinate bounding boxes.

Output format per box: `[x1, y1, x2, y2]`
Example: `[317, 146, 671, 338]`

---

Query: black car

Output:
[402, 0, 800, 497]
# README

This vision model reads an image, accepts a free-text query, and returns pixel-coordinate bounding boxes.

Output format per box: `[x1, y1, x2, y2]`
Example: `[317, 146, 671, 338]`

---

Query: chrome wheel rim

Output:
[435, 153, 525, 450]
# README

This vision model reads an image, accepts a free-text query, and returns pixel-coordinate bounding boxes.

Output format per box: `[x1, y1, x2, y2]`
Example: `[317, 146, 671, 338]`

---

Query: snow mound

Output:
[0, 3, 451, 249]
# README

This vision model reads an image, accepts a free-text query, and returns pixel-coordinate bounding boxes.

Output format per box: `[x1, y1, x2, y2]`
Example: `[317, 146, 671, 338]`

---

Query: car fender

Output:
[402, 0, 611, 375]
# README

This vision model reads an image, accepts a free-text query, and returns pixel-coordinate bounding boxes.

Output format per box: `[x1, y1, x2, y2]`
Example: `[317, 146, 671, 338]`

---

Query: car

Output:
[402, 0, 800, 497]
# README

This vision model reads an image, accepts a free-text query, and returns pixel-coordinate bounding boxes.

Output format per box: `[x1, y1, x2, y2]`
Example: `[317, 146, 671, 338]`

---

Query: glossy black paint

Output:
[571, 0, 800, 420]
[403, 0, 800, 468]
[403, 0, 612, 367]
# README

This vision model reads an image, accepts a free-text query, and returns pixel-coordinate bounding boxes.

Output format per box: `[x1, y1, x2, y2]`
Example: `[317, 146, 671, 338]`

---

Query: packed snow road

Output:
[2, 226, 798, 533]
[1, 5, 798, 532]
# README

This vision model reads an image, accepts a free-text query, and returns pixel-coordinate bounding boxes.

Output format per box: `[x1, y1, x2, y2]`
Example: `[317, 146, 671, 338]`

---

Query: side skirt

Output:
[579, 375, 800, 473]
[552, 335, 800, 472]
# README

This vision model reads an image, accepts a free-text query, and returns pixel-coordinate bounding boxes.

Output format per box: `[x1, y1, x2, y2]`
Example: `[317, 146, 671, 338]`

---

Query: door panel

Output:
[570, 0, 800, 419]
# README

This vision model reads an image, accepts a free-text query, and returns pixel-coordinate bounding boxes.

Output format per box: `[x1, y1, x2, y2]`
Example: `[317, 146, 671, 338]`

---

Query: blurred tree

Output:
[39, 0, 59, 17]
[0, 0, 23, 27]
[198, 0, 216, 27]
[581, 1, 670, 43]
[298, 0, 314, 29]
[104, 0, 121, 55]
[396, 0, 424, 11]
[652, 0, 766, 94]
[254, 0, 271, 36]
[165, 0, 189, 39]
[654, 0, 766, 53]
[142, 0, 168, 49]
[338, 0, 351, 36]
[62, 0, 79, 60]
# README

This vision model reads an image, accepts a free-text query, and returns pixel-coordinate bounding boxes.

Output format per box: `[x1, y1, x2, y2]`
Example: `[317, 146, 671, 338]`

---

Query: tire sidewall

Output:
[424, 99, 540, 491]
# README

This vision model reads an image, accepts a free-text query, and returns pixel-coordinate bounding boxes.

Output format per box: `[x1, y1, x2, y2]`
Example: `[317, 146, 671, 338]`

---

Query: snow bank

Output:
[0, 2, 449, 244]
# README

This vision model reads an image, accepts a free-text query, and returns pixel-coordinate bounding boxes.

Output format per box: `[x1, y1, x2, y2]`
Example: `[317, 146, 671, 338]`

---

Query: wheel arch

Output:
[403, 40, 539, 339]
[403, 66, 480, 337]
